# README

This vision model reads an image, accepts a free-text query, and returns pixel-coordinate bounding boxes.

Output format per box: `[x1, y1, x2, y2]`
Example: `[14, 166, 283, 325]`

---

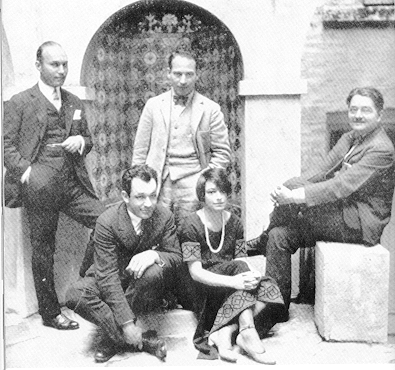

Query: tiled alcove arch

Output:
[81, 0, 244, 216]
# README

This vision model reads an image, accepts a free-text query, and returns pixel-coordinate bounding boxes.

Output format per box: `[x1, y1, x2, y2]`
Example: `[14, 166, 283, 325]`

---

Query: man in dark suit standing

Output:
[65, 165, 184, 362]
[4, 41, 105, 330]
[264, 87, 395, 314]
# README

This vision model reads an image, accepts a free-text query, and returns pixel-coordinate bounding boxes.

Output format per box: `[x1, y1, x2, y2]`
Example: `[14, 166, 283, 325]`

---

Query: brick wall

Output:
[300, 3, 395, 170]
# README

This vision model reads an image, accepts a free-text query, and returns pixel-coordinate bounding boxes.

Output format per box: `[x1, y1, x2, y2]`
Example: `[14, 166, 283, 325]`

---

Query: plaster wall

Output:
[2, 0, 318, 232]
[2, 0, 318, 319]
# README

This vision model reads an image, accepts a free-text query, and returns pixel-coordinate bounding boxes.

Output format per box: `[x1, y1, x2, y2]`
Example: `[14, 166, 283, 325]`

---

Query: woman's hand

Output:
[232, 271, 261, 290]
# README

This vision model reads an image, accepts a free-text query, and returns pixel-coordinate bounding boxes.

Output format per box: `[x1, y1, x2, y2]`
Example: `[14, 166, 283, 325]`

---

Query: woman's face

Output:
[204, 180, 228, 212]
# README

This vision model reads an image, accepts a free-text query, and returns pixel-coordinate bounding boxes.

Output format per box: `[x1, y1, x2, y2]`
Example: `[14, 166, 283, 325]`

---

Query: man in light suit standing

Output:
[4, 41, 105, 330]
[132, 50, 231, 225]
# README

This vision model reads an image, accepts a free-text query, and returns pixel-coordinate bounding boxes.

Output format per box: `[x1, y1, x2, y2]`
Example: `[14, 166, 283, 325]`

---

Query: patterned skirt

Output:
[192, 259, 284, 359]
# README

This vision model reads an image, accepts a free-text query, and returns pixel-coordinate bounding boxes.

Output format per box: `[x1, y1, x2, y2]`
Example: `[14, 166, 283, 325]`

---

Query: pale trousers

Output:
[159, 172, 201, 226]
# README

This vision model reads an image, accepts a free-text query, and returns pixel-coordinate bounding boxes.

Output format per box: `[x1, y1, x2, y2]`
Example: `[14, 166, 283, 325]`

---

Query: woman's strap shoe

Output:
[236, 327, 276, 365]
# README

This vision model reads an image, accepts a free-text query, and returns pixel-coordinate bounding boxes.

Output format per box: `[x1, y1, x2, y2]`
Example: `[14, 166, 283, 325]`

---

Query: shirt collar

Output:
[38, 79, 61, 101]
[127, 209, 142, 234]
[349, 128, 379, 144]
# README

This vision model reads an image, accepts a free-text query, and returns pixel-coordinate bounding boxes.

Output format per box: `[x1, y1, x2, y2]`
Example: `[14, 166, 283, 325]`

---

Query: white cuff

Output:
[21, 166, 32, 183]
[292, 188, 306, 204]
[77, 135, 85, 155]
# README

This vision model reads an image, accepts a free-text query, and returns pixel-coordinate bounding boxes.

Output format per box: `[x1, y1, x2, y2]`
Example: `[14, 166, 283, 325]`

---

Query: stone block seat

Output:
[314, 242, 390, 343]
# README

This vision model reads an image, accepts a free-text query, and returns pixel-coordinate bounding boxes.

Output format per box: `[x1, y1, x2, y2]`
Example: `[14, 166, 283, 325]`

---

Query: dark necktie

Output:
[325, 135, 364, 179]
[52, 88, 61, 111]
[173, 95, 188, 106]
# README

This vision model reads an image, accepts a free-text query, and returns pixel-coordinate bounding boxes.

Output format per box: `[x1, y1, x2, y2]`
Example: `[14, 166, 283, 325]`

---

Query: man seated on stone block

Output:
[261, 87, 395, 317]
[65, 164, 193, 362]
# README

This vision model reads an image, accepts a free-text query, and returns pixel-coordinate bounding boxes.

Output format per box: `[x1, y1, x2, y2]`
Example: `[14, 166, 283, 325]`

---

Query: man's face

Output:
[348, 94, 382, 135]
[122, 178, 157, 219]
[167, 55, 198, 97]
[36, 45, 68, 87]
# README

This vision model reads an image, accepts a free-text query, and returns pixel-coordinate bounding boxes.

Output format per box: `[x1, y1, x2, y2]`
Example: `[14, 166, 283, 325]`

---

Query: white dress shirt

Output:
[39, 80, 61, 110]
[20, 80, 84, 183]
[127, 209, 143, 235]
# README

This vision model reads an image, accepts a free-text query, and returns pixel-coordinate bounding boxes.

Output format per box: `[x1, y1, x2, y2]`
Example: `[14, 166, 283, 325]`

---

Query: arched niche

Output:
[81, 0, 244, 215]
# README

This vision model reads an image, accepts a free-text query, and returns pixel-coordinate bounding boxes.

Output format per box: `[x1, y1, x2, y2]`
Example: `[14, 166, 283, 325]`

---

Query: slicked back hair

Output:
[346, 87, 384, 112]
[168, 49, 197, 70]
[122, 165, 158, 196]
[36, 41, 62, 63]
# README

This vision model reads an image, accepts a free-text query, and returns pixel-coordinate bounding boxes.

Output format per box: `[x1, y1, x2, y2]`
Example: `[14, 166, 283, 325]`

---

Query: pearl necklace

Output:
[203, 209, 225, 254]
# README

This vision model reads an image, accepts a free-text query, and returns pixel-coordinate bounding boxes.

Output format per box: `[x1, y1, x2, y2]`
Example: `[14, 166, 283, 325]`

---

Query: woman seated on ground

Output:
[178, 168, 285, 364]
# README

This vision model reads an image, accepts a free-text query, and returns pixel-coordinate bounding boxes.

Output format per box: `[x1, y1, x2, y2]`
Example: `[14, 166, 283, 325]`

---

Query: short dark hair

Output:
[36, 41, 62, 63]
[168, 49, 197, 70]
[346, 87, 384, 112]
[122, 165, 158, 196]
[196, 168, 232, 203]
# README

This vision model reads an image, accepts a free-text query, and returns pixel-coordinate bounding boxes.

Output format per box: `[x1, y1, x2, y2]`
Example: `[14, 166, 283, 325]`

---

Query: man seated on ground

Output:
[263, 87, 395, 317]
[66, 164, 188, 363]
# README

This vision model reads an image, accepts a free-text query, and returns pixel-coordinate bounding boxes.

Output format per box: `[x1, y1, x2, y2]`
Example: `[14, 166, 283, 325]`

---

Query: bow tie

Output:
[173, 95, 188, 106]
[349, 133, 366, 145]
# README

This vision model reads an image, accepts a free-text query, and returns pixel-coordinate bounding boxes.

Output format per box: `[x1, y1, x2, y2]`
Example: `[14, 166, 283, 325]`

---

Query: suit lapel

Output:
[29, 85, 53, 140]
[159, 91, 172, 133]
[347, 128, 381, 161]
[189, 92, 204, 136]
[61, 89, 75, 136]
[117, 203, 140, 250]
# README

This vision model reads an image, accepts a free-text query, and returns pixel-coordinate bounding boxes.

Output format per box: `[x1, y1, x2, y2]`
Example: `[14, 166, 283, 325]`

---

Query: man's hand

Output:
[122, 322, 143, 349]
[270, 185, 294, 205]
[270, 185, 305, 205]
[126, 250, 160, 279]
[232, 271, 261, 291]
[61, 136, 83, 153]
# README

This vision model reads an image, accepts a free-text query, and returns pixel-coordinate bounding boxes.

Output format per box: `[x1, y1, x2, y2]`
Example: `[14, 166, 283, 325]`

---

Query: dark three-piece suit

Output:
[4, 84, 105, 320]
[65, 202, 194, 346]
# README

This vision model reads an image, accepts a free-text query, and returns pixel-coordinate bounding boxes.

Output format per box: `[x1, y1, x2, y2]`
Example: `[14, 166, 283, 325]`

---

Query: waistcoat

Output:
[165, 107, 201, 181]
[36, 103, 72, 172]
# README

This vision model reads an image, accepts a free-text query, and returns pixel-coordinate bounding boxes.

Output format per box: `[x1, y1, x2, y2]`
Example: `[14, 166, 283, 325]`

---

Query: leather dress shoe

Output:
[142, 330, 167, 361]
[94, 345, 118, 363]
[43, 313, 79, 330]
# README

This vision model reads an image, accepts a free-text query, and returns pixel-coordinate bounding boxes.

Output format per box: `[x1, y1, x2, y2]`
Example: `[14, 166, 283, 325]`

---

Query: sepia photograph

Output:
[2, 0, 395, 368]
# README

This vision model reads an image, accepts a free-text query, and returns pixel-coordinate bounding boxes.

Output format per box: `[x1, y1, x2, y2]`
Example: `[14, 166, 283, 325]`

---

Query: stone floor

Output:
[4, 302, 395, 369]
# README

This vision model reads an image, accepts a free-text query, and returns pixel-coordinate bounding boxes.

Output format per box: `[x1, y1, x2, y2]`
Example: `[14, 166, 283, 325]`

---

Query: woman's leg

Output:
[236, 307, 276, 365]
[208, 323, 238, 362]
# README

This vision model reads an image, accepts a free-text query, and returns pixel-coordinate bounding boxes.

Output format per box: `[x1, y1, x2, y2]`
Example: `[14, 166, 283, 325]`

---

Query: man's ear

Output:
[377, 110, 383, 123]
[121, 190, 130, 203]
[35, 60, 42, 72]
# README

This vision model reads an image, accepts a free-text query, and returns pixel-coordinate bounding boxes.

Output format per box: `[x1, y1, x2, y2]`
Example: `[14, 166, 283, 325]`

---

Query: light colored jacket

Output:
[132, 90, 231, 188]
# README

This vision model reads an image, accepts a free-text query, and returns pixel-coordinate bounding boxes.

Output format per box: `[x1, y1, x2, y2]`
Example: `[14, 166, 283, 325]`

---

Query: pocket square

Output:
[73, 110, 81, 120]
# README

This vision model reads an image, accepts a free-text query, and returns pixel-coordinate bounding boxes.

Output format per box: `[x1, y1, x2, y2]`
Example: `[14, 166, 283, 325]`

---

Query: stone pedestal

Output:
[315, 242, 389, 343]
